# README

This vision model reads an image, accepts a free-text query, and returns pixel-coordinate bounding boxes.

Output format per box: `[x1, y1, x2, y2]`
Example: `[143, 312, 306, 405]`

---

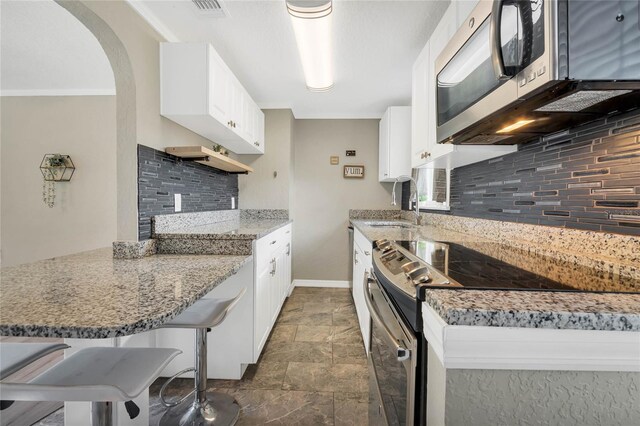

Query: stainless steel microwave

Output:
[436, 0, 640, 145]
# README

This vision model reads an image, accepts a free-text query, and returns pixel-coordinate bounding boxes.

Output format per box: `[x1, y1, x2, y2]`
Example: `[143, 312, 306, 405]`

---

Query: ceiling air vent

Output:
[191, 0, 227, 17]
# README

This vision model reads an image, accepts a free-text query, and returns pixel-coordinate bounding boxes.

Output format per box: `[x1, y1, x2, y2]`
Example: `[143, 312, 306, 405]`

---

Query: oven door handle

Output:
[363, 271, 410, 362]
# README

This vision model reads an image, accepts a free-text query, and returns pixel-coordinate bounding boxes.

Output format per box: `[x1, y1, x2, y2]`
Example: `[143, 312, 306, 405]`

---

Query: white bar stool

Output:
[0, 342, 70, 381]
[158, 288, 246, 426]
[0, 342, 70, 410]
[0, 346, 181, 426]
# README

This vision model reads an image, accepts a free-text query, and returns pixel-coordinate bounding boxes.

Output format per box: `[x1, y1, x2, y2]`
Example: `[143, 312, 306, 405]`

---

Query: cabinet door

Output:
[255, 261, 272, 358]
[352, 242, 371, 353]
[378, 111, 390, 182]
[208, 47, 230, 125]
[239, 91, 252, 142]
[387, 107, 411, 179]
[271, 249, 286, 324]
[229, 78, 245, 134]
[255, 108, 265, 153]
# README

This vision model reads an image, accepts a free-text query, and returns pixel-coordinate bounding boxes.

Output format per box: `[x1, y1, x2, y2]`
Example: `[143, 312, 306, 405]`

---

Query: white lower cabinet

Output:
[253, 223, 292, 361]
[352, 228, 372, 353]
[157, 223, 293, 380]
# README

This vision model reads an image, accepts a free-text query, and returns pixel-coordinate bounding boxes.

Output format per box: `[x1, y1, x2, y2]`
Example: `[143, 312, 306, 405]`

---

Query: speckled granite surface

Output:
[112, 239, 157, 259]
[0, 248, 251, 338]
[404, 212, 640, 280]
[240, 209, 289, 220]
[351, 220, 640, 331]
[153, 209, 290, 235]
[157, 238, 253, 255]
[155, 218, 292, 240]
[153, 210, 240, 234]
[424, 291, 640, 331]
[349, 209, 403, 220]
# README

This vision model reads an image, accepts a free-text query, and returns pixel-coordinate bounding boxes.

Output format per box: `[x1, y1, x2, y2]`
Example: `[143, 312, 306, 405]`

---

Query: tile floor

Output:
[36, 287, 369, 425]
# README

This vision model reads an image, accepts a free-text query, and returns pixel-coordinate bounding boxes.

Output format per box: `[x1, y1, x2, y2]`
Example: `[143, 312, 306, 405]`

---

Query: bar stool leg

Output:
[91, 401, 113, 426]
[160, 328, 240, 426]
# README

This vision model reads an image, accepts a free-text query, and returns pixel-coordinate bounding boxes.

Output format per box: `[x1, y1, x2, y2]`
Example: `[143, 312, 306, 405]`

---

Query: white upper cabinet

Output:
[160, 42, 264, 155]
[411, 1, 516, 169]
[379, 106, 412, 182]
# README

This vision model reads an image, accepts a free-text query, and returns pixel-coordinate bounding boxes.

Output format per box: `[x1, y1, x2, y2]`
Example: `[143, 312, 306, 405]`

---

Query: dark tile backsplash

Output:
[137, 145, 238, 239]
[403, 109, 640, 236]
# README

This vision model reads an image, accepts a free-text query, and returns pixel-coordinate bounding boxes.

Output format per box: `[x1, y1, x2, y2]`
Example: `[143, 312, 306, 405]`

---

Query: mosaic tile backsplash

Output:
[138, 145, 239, 240]
[404, 109, 640, 236]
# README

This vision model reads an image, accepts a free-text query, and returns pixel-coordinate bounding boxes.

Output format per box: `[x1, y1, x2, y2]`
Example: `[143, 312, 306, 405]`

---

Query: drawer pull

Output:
[270, 240, 277, 245]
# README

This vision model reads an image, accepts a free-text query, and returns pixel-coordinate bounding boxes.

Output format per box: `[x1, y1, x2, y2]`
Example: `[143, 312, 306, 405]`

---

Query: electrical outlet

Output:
[231, 197, 236, 209]
[174, 194, 182, 212]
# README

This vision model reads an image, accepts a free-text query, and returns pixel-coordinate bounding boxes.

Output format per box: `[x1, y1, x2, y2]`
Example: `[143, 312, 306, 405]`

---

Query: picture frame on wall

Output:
[344, 165, 365, 179]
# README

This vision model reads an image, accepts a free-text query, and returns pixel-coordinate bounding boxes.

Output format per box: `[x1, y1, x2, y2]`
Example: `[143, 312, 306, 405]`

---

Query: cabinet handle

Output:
[227, 121, 232, 127]
[270, 258, 276, 276]
[364, 251, 371, 256]
[354, 250, 358, 264]
[286, 243, 290, 256]
[270, 240, 277, 245]
[254, 141, 260, 146]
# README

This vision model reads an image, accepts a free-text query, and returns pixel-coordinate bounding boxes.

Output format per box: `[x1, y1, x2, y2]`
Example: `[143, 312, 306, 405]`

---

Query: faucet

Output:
[391, 175, 422, 225]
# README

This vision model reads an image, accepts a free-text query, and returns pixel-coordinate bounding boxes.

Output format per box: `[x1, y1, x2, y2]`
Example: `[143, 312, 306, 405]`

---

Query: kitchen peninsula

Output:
[0, 210, 292, 425]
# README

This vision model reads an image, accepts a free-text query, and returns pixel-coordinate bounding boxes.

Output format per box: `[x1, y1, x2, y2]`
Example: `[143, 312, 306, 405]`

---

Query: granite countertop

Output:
[351, 219, 640, 332]
[0, 248, 251, 338]
[154, 218, 292, 240]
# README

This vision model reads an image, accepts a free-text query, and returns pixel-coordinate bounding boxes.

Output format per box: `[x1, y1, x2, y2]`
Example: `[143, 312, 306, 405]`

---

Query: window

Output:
[414, 168, 450, 211]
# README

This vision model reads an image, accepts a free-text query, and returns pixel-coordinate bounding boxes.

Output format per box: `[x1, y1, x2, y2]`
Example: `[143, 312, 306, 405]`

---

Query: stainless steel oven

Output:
[436, 0, 640, 145]
[364, 271, 418, 426]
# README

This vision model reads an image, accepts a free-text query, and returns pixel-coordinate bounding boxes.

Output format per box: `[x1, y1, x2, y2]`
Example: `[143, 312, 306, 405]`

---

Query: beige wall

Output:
[0, 96, 117, 267]
[57, 0, 223, 240]
[238, 109, 294, 210]
[292, 119, 397, 281]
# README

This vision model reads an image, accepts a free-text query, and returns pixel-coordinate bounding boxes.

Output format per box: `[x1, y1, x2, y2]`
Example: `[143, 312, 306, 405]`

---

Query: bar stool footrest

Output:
[159, 367, 196, 408]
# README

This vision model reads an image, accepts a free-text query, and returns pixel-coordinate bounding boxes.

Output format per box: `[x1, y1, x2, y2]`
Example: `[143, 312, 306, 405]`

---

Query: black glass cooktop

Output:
[396, 240, 640, 294]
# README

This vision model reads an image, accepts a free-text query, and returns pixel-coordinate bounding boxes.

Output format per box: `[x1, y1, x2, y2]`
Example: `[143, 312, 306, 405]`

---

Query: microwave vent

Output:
[460, 134, 513, 144]
[535, 90, 632, 113]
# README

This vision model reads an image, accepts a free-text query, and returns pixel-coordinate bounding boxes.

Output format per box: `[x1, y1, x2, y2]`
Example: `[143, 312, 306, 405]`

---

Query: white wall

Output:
[292, 119, 397, 281]
[0, 96, 117, 267]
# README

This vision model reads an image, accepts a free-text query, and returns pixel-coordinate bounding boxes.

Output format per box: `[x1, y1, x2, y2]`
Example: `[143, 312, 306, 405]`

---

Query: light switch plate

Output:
[174, 193, 182, 212]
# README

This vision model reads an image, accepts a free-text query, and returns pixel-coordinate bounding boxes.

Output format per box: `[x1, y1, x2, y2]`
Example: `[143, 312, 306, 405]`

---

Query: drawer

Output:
[254, 223, 292, 267]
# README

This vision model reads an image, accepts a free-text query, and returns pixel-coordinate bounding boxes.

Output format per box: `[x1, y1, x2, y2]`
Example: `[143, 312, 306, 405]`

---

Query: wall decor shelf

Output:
[165, 146, 254, 174]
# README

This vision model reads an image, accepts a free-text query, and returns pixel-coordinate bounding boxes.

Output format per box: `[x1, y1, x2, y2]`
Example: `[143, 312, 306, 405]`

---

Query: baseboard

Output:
[293, 279, 351, 289]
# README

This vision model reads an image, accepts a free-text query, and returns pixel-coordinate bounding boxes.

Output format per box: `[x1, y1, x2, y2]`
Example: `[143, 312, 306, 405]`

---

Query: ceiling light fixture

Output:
[496, 119, 536, 134]
[286, 0, 334, 92]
